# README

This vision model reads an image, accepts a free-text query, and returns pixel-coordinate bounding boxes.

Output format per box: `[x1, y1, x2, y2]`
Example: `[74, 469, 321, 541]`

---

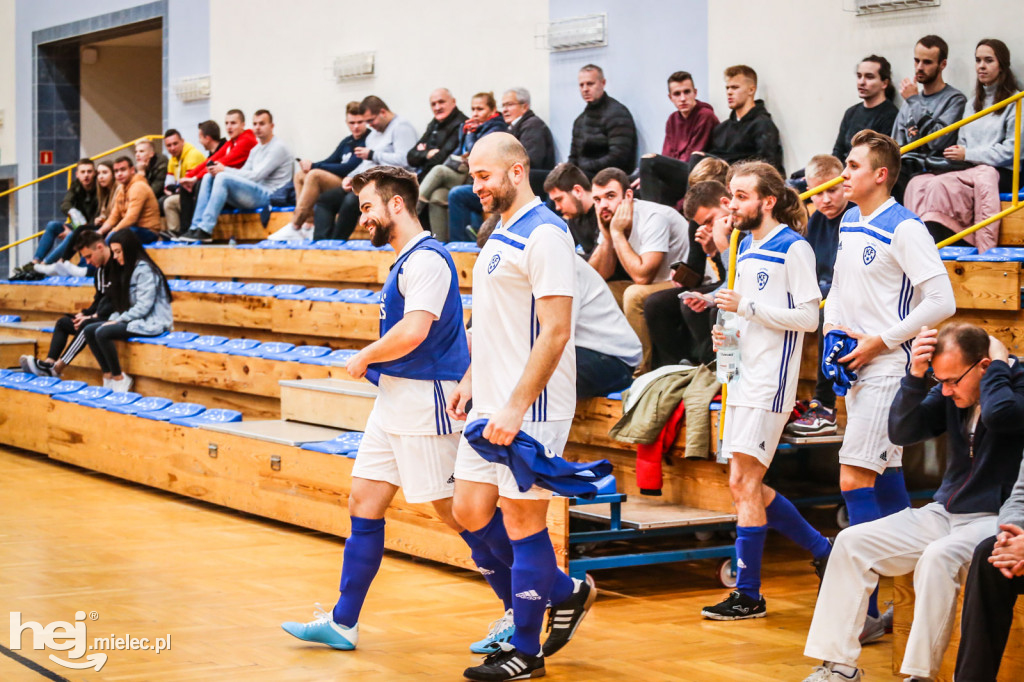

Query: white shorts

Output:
[722, 405, 790, 468]
[350, 412, 461, 503]
[839, 374, 903, 474]
[453, 410, 572, 500]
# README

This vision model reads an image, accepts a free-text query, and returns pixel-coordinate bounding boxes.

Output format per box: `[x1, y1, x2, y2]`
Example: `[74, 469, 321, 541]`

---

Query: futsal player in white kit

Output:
[448, 133, 595, 681]
[281, 166, 518, 653]
[821, 130, 955, 638]
[700, 161, 834, 621]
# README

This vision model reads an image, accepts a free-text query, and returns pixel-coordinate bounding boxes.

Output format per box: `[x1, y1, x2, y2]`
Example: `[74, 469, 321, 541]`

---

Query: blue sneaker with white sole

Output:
[281, 603, 358, 650]
[470, 609, 515, 654]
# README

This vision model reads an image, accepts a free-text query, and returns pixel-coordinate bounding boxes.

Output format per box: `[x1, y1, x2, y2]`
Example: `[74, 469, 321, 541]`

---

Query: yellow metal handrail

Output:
[0, 134, 163, 200]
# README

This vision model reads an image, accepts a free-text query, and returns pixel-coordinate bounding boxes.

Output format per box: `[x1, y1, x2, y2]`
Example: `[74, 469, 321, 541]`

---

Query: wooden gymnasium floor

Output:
[0, 446, 901, 681]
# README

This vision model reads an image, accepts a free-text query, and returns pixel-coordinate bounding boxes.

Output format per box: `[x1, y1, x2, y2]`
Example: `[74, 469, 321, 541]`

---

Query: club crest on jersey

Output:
[487, 253, 501, 274]
[757, 270, 769, 290]
[863, 245, 877, 265]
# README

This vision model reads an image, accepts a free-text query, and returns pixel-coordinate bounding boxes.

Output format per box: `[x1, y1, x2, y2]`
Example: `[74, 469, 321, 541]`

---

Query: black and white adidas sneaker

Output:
[542, 574, 596, 656]
[463, 642, 545, 681]
[700, 590, 767, 620]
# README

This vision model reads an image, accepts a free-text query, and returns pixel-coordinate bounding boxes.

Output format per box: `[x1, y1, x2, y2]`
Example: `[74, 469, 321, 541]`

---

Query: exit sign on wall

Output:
[39, 150, 53, 165]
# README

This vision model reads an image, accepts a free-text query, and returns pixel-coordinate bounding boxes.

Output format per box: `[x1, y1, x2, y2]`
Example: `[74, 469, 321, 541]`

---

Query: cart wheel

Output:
[694, 530, 714, 542]
[837, 504, 850, 529]
[718, 558, 737, 588]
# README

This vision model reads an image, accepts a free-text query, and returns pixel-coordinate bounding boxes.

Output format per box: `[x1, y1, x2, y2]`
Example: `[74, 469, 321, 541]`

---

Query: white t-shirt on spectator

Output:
[574, 256, 643, 368]
[596, 199, 690, 282]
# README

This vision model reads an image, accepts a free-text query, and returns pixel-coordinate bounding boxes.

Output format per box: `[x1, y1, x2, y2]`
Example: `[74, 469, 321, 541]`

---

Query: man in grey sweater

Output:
[891, 35, 967, 200]
[179, 109, 293, 243]
[954, 458, 1024, 681]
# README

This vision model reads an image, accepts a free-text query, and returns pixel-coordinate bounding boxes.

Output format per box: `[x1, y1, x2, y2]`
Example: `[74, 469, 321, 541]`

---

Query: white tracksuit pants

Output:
[804, 502, 996, 678]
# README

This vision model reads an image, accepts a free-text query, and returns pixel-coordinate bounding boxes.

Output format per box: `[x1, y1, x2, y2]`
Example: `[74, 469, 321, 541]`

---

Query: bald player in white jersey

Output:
[700, 161, 834, 622]
[448, 133, 594, 681]
[822, 129, 955, 638]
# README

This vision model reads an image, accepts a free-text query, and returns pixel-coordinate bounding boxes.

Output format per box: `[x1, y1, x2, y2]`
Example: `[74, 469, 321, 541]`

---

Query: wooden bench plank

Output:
[945, 261, 1021, 311]
[999, 201, 1024, 246]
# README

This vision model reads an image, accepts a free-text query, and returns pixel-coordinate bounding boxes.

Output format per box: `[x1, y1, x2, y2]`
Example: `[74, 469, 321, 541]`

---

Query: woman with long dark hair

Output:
[905, 38, 1022, 252]
[81, 229, 173, 392]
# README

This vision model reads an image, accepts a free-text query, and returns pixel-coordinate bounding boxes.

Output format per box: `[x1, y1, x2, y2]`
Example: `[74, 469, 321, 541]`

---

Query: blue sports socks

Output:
[461, 527, 514, 611]
[765, 493, 832, 559]
[508, 528, 574, 656]
[875, 467, 912, 517]
[332, 516, 386, 627]
[735, 525, 768, 600]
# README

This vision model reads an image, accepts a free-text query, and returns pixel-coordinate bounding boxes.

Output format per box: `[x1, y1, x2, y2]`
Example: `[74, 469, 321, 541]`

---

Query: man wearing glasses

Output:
[802, 323, 1024, 682]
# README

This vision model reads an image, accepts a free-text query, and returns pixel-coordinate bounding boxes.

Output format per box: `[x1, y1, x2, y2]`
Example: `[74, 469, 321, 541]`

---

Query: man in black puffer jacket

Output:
[568, 64, 637, 178]
[698, 65, 785, 176]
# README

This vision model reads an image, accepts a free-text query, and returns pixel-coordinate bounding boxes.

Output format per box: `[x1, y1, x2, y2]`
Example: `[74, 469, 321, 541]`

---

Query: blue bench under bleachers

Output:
[301, 431, 364, 457]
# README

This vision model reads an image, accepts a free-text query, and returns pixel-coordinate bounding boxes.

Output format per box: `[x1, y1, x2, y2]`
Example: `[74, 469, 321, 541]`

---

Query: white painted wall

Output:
[208, 0, 549, 161]
[0, 0, 15, 166]
[707, 0, 1024, 173]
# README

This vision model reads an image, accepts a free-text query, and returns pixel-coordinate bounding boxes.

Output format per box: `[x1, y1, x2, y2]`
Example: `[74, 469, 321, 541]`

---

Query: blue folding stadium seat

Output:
[136, 402, 206, 422]
[999, 191, 1024, 202]
[262, 345, 332, 363]
[39, 276, 65, 286]
[165, 335, 229, 351]
[131, 331, 199, 345]
[208, 338, 262, 355]
[445, 242, 482, 253]
[270, 284, 305, 297]
[80, 391, 141, 410]
[939, 246, 977, 260]
[39, 324, 55, 332]
[239, 282, 276, 296]
[0, 372, 35, 388]
[54, 385, 112, 404]
[312, 239, 348, 250]
[21, 376, 62, 393]
[283, 240, 316, 250]
[106, 395, 173, 415]
[605, 392, 623, 401]
[255, 240, 291, 250]
[168, 280, 191, 292]
[231, 341, 294, 358]
[304, 348, 359, 366]
[69, 276, 93, 286]
[275, 287, 341, 301]
[335, 289, 377, 303]
[0, 369, 11, 379]
[185, 280, 220, 293]
[460, 294, 472, 309]
[301, 431, 364, 457]
[0, 314, 22, 322]
[169, 408, 243, 428]
[958, 247, 1024, 262]
[36, 379, 87, 396]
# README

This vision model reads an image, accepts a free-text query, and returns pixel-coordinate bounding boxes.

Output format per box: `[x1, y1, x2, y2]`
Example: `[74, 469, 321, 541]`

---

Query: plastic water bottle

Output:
[716, 309, 741, 384]
[67, 208, 87, 228]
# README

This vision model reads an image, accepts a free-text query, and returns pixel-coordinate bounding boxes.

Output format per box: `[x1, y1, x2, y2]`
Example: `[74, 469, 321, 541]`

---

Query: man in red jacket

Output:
[173, 109, 257, 233]
[637, 71, 719, 208]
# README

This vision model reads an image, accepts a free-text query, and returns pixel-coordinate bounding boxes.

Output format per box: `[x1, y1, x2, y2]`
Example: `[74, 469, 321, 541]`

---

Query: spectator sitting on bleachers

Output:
[13, 158, 97, 280]
[905, 38, 1021, 251]
[313, 96, 419, 241]
[94, 161, 117, 228]
[407, 88, 467, 178]
[173, 111, 258, 238]
[694, 65, 785, 175]
[418, 91, 508, 240]
[97, 156, 161, 245]
[644, 180, 731, 370]
[20, 230, 115, 378]
[569, 64, 638, 177]
[833, 56, 900, 163]
[447, 87, 556, 241]
[177, 109, 293, 243]
[134, 138, 168, 201]
[269, 101, 369, 241]
[163, 120, 228, 236]
[637, 71, 719, 208]
[891, 35, 968, 200]
[82, 229, 173, 393]
[543, 163, 601, 259]
[161, 128, 206, 217]
[588, 167, 689, 374]
[785, 155, 848, 438]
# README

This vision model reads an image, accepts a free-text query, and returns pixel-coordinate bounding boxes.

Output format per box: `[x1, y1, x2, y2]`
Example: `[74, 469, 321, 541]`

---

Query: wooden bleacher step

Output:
[279, 378, 377, 431]
[200, 418, 344, 446]
[0, 336, 36, 367]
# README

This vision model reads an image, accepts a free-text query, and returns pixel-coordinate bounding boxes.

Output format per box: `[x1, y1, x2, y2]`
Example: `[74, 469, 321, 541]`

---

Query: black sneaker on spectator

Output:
[701, 590, 766, 620]
[20, 355, 56, 377]
[175, 228, 213, 244]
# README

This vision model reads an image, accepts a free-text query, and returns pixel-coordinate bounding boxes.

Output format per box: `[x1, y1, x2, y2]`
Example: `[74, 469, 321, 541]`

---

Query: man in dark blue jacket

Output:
[802, 323, 1024, 682]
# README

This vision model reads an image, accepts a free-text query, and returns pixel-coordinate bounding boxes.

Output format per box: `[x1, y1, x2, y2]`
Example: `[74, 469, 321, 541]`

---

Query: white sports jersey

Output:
[730, 224, 821, 413]
[827, 197, 948, 379]
[373, 232, 464, 436]
[472, 198, 577, 421]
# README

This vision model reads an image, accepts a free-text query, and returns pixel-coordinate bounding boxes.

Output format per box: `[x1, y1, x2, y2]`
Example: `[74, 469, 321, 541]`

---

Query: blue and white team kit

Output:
[453, 198, 580, 499]
[826, 197, 948, 473]
[723, 224, 821, 466]
[351, 231, 470, 503]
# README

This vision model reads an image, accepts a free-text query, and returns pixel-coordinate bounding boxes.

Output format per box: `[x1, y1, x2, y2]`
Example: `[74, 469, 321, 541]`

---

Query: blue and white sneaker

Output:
[470, 609, 515, 654]
[281, 603, 358, 650]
